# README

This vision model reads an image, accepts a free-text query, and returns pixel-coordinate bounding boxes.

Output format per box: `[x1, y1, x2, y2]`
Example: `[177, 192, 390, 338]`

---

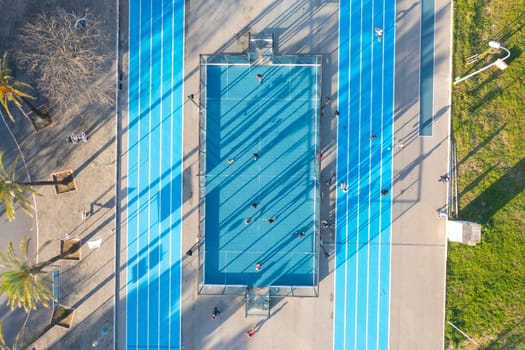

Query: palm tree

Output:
[0, 152, 37, 222]
[0, 53, 35, 123]
[0, 151, 74, 221]
[0, 315, 30, 350]
[0, 322, 8, 349]
[0, 237, 55, 313]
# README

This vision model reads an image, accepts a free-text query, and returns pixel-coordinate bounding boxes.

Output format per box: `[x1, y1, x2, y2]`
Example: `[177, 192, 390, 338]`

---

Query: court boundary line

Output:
[200, 62, 321, 289]
[202, 63, 321, 67]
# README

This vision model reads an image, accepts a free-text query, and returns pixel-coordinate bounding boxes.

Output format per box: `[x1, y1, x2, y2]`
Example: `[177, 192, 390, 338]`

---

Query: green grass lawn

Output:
[447, 0, 525, 348]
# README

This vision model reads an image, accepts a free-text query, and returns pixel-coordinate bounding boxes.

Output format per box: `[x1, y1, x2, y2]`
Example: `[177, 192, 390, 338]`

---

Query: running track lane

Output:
[335, 0, 395, 349]
[127, 0, 184, 349]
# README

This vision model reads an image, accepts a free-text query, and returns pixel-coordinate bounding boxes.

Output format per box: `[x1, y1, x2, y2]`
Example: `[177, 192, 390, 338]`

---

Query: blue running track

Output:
[335, 0, 395, 349]
[126, 0, 184, 349]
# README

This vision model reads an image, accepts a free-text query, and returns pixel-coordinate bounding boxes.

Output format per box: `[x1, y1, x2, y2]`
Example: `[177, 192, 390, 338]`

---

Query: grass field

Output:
[446, 0, 525, 348]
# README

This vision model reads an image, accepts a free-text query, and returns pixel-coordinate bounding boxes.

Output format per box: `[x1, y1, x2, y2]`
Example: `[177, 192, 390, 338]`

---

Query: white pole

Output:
[447, 321, 479, 345]
[454, 42, 510, 84]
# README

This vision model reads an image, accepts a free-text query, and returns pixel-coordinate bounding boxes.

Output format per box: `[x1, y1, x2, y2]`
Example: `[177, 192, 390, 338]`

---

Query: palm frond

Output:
[19, 237, 30, 263]
[0, 237, 55, 313]
[0, 152, 35, 221]
[0, 322, 8, 349]
[0, 53, 34, 123]
[12, 80, 33, 91]
[0, 98, 15, 122]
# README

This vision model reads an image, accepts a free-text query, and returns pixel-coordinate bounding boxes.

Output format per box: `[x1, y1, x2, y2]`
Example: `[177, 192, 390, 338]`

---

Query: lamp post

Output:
[92, 326, 110, 347]
[454, 41, 510, 84]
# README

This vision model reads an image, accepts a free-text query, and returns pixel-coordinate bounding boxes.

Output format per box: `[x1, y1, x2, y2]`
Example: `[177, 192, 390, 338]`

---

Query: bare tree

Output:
[15, 8, 113, 113]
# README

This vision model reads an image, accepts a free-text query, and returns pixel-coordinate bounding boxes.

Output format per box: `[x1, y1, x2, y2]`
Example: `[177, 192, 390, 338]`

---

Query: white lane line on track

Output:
[158, 1, 165, 345]
[146, 0, 153, 345]
[179, 1, 186, 345]
[169, 2, 175, 347]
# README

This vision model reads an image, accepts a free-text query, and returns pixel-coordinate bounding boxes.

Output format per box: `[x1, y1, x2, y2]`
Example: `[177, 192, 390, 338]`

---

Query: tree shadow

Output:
[458, 161, 500, 198]
[481, 317, 525, 350]
[460, 157, 525, 223]
[456, 122, 506, 167]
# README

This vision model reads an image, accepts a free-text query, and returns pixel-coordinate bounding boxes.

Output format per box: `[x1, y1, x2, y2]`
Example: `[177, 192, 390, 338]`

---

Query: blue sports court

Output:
[200, 55, 321, 290]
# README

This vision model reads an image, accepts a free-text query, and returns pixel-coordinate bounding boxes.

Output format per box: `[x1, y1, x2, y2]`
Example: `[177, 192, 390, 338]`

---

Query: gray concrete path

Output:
[389, 0, 452, 349]
[181, 1, 339, 349]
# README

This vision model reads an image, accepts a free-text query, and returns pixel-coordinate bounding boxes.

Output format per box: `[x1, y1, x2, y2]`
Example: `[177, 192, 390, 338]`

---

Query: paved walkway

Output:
[389, 0, 452, 348]
[181, 1, 339, 349]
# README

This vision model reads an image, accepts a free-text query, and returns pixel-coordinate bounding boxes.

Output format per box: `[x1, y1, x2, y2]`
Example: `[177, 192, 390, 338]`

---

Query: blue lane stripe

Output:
[367, 1, 385, 347]
[170, 1, 185, 345]
[158, 0, 174, 345]
[127, 0, 184, 349]
[136, 0, 152, 345]
[356, 1, 372, 349]
[335, 0, 394, 348]
[420, 0, 435, 136]
[126, 0, 139, 346]
[148, 1, 162, 346]
[379, 0, 395, 347]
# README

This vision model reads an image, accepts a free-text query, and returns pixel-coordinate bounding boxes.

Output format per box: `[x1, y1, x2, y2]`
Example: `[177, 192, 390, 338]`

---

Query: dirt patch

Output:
[60, 239, 81, 260]
[52, 170, 76, 194]
[51, 305, 75, 328]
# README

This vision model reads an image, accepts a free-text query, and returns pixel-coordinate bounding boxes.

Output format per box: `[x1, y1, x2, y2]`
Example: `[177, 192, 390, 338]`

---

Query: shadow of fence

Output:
[460, 157, 525, 223]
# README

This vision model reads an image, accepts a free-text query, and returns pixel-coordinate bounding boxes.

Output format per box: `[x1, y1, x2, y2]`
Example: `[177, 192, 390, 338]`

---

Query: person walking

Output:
[246, 326, 256, 337]
[438, 175, 450, 183]
[211, 306, 222, 320]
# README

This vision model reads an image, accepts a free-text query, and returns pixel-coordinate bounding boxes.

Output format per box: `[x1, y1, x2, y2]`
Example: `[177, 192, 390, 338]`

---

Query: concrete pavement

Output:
[389, 0, 452, 348]
[181, 0, 339, 349]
